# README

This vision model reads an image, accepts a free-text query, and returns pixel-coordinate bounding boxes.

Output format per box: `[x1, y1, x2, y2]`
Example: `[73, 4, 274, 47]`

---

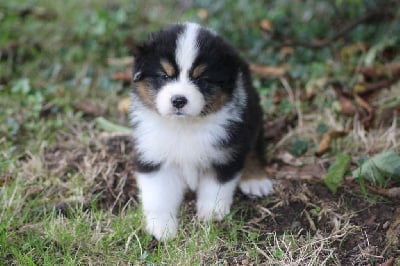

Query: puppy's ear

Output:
[136, 43, 150, 56]
[136, 34, 155, 56]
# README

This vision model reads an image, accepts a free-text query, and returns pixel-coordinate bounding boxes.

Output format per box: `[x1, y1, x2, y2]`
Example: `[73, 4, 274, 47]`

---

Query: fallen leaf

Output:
[364, 185, 400, 199]
[268, 163, 326, 180]
[259, 19, 273, 32]
[357, 63, 400, 80]
[197, 8, 208, 21]
[290, 139, 309, 157]
[354, 80, 395, 97]
[74, 99, 105, 116]
[250, 64, 287, 78]
[379, 257, 395, 266]
[340, 42, 367, 61]
[323, 154, 351, 193]
[278, 152, 303, 166]
[118, 97, 131, 114]
[264, 114, 298, 141]
[354, 94, 374, 128]
[352, 151, 400, 186]
[272, 91, 284, 104]
[315, 130, 348, 156]
[107, 57, 134, 66]
[279, 47, 294, 58]
[111, 72, 131, 82]
[339, 96, 357, 116]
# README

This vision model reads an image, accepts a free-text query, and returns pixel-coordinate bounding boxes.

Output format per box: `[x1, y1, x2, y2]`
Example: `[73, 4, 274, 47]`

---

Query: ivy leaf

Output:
[290, 139, 309, 157]
[324, 154, 351, 193]
[352, 151, 400, 187]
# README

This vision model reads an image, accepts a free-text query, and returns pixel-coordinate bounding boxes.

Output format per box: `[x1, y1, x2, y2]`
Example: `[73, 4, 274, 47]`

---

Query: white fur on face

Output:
[155, 23, 206, 117]
[156, 80, 205, 117]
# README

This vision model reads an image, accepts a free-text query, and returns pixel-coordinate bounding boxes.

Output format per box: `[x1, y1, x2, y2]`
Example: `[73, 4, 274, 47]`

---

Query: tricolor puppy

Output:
[130, 22, 273, 240]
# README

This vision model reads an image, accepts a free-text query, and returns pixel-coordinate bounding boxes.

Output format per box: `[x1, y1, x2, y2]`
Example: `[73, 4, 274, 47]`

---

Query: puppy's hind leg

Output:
[239, 153, 273, 198]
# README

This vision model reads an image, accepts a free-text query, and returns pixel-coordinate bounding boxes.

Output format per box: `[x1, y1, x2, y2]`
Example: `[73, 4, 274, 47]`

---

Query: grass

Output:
[1, 0, 399, 265]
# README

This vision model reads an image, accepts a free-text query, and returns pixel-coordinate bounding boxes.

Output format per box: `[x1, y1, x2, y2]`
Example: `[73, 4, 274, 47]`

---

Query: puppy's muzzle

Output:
[171, 95, 188, 109]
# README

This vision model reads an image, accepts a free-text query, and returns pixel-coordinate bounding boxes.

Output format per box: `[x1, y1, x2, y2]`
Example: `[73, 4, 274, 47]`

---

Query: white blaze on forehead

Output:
[155, 23, 205, 117]
[176, 23, 200, 73]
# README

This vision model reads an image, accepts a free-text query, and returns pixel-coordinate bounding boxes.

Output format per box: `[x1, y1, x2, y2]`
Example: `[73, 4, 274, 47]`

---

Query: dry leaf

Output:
[340, 42, 367, 60]
[197, 8, 208, 20]
[250, 64, 287, 78]
[74, 99, 105, 116]
[339, 96, 357, 116]
[354, 94, 374, 128]
[278, 152, 303, 166]
[379, 257, 395, 266]
[107, 57, 134, 66]
[264, 114, 298, 141]
[268, 163, 326, 180]
[357, 63, 400, 80]
[118, 97, 131, 114]
[272, 91, 284, 104]
[315, 130, 348, 156]
[354, 80, 395, 97]
[279, 47, 294, 58]
[111, 72, 131, 82]
[365, 185, 400, 200]
[259, 19, 273, 32]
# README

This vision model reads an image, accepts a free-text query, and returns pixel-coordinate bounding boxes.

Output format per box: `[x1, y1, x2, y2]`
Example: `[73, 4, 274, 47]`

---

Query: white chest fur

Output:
[130, 99, 240, 190]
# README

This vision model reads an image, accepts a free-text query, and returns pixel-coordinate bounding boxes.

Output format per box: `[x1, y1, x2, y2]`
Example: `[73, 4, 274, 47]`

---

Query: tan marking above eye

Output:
[192, 64, 207, 79]
[160, 59, 175, 77]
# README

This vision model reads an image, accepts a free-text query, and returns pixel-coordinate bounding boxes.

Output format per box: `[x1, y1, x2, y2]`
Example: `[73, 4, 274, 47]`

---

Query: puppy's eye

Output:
[160, 73, 171, 80]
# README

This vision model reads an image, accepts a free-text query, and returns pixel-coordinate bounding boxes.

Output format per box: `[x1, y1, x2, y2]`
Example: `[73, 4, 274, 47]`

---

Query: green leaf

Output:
[316, 122, 329, 134]
[290, 139, 309, 157]
[352, 151, 400, 187]
[324, 154, 351, 193]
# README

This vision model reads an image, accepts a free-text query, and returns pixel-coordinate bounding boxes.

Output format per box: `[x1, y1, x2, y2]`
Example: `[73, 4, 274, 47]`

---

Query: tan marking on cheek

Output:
[135, 81, 156, 109]
[160, 60, 175, 77]
[192, 64, 207, 79]
[206, 90, 230, 113]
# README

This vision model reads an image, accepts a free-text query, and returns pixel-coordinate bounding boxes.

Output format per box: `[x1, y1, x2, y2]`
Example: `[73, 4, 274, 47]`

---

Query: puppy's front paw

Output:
[197, 199, 231, 221]
[145, 215, 178, 241]
[239, 178, 273, 197]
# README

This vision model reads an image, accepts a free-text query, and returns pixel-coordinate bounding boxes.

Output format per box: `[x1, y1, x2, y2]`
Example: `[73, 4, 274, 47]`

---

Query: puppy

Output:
[130, 22, 273, 240]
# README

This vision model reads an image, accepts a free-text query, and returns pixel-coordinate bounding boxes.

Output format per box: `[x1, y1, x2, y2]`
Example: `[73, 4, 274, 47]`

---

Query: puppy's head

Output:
[132, 23, 243, 118]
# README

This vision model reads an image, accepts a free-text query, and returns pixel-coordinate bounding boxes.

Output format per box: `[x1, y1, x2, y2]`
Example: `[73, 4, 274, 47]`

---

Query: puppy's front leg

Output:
[136, 166, 185, 240]
[196, 171, 240, 221]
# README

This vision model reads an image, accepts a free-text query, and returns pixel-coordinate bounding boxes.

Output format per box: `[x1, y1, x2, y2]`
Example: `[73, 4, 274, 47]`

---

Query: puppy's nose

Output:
[171, 95, 188, 109]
